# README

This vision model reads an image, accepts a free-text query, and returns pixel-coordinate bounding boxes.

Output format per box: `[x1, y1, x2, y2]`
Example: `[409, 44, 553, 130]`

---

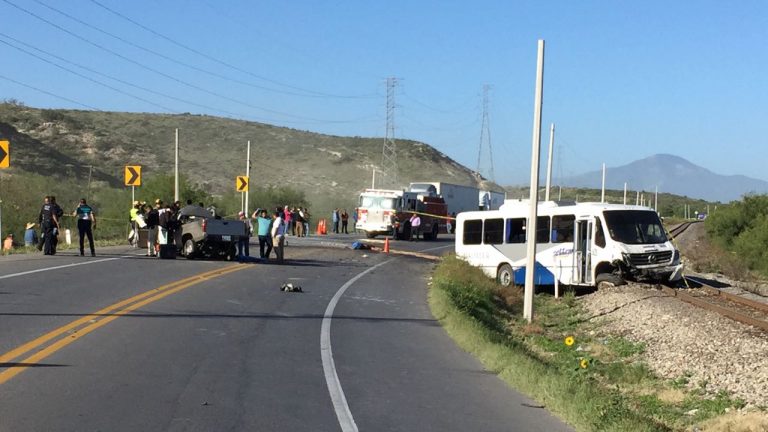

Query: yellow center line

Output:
[0, 263, 248, 385]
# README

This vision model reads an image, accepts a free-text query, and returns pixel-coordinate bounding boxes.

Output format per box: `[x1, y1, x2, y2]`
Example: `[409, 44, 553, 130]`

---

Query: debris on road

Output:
[281, 283, 303, 293]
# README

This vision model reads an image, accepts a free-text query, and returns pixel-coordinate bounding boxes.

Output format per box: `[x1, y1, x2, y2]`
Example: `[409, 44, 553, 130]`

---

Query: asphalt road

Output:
[0, 235, 571, 431]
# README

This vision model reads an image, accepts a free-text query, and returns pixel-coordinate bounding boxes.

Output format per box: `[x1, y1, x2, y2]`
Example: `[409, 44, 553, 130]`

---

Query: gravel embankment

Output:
[580, 284, 768, 407]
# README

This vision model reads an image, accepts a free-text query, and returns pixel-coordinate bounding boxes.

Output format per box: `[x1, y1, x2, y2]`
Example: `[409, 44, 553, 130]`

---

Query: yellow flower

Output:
[564, 336, 575, 347]
[580, 358, 589, 369]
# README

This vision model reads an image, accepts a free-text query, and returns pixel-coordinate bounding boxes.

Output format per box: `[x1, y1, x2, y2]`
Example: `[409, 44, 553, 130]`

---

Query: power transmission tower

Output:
[381, 77, 398, 189]
[476, 84, 495, 182]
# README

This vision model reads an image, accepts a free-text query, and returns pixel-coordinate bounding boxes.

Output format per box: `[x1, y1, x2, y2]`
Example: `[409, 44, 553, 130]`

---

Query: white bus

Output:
[455, 200, 684, 288]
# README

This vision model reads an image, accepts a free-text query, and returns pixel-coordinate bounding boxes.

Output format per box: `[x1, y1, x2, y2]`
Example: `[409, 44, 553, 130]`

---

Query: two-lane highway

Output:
[0, 238, 571, 431]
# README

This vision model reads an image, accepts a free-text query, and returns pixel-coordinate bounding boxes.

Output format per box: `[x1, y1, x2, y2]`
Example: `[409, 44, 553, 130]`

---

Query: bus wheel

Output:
[595, 273, 625, 289]
[497, 264, 514, 287]
[365, 232, 377, 239]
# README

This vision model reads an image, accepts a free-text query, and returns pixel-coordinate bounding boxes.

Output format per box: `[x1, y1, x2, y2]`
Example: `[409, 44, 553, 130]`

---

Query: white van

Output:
[455, 200, 684, 288]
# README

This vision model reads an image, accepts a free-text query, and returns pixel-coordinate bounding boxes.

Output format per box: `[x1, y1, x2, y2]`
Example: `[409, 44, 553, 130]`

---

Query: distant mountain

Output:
[561, 154, 768, 202]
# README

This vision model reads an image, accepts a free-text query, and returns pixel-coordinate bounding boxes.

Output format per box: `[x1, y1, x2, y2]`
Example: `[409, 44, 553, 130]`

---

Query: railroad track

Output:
[668, 220, 700, 239]
[660, 276, 768, 332]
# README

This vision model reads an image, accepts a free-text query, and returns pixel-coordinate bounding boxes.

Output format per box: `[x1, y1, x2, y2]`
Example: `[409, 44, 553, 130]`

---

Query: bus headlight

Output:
[672, 250, 680, 265]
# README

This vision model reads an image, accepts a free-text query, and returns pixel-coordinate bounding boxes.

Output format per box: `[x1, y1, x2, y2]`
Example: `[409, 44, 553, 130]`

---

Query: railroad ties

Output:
[661, 276, 768, 332]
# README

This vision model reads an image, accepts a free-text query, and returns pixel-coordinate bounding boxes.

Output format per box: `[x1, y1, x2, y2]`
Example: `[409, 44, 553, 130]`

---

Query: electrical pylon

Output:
[476, 84, 495, 182]
[380, 77, 398, 189]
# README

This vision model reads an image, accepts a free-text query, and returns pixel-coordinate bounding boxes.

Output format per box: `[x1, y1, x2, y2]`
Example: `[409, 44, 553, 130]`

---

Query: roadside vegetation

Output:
[0, 171, 306, 253]
[429, 255, 748, 431]
[705, 194, 768, 278]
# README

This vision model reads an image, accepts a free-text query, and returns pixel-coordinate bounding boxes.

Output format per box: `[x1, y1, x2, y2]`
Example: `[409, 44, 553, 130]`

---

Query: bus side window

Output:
[552, 215, 575, 243]
[595, 217, 606, 248]
[506, 218, 526, 243]
[536, 216, 550, 244]
[484, 218, 504, 244]
[463, 220, 483, 245]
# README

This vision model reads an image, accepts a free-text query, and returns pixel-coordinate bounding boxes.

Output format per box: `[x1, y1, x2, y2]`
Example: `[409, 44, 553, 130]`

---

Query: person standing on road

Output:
[237, 211, 251, 260]
[255, 209, 273, 260]
[50, 196, 64, 254]
[283, 206, 293, 237]
[352, 209, 358, 233]
[129, 201, 140, 247]
[409, 213, 422, 241]
[75, 198, 96, 256]
[295, 207, 305, 237]
[145, 200, 160, 257]
[38, 196, 59, 255]
[340, 209, 349, 234]
[332, 208, 340, 233]
[271, 210, 286, 264]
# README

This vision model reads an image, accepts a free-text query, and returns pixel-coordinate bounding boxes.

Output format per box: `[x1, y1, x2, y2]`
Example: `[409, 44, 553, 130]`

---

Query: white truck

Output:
[479, 189, 506, 210]
[409, 182, 480, 214]
[174, 206, 247, 260]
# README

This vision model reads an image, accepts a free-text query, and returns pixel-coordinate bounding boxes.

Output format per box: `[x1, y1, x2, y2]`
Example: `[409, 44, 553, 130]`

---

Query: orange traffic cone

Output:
[384, 237, 390, 253]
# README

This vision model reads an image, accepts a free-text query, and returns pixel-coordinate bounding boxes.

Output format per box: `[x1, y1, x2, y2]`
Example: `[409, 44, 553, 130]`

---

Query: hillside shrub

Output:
[706, 194, 768, 276]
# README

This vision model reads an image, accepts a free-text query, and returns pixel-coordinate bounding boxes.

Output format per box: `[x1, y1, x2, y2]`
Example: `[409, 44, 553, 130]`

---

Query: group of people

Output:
[331, 208, 355, 234]
[234, 206, 312, 263]
[127, 200, 310, 264]
[33, 195, 97, 256]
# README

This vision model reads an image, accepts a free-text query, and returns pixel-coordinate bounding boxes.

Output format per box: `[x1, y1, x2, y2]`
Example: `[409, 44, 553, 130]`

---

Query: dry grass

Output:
[699, 411, 768, 432]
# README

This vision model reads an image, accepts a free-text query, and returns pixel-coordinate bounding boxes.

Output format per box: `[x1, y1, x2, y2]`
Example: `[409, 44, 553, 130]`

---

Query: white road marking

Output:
[321, 258, 394, 432]
[419, 244, 453, 253]
[0, 256, 135, 280]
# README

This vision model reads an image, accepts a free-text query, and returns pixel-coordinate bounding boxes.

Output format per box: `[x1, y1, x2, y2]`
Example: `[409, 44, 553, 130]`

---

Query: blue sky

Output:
[1, 0, 766, 185]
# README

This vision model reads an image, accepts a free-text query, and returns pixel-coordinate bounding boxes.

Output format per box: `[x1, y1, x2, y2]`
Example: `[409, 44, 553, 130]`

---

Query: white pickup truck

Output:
[174, 206, 246, 260]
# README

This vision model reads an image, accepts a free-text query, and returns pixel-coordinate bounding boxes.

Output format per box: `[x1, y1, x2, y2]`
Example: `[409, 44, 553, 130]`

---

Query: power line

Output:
[86, 0, 380, 100]
[0, 38, 178, 113]
[0, 73, 99, 110]
[1, 0, 375, 124]
[33, 0, 349, 100]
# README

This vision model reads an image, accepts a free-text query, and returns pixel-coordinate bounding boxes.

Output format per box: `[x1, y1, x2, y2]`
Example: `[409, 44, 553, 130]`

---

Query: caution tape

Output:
[395, 210, 455, 221]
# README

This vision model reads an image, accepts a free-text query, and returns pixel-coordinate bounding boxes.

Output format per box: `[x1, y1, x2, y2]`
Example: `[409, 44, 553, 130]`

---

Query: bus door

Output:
[574, 218, 593, 284]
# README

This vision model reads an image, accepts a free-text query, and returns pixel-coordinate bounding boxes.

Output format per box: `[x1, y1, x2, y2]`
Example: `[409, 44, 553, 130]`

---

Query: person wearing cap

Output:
[24, 222, 38, 247]
[75, 198, 96, 256]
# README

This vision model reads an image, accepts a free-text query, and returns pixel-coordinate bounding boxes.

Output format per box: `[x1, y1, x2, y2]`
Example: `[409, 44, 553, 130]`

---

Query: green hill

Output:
[0, 101, 489, 209]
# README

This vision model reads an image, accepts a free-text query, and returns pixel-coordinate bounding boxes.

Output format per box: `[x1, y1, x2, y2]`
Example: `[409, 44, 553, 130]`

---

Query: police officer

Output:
[50, 196, 64, 254]
[37, 196, 59, 255]
[75, 198, 96, 256]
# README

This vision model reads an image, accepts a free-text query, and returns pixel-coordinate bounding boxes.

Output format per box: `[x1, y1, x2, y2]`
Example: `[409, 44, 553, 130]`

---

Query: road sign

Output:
[125, 165, 141, 186]
[0, 140, 9, 169]
[236, 176, 249, 192]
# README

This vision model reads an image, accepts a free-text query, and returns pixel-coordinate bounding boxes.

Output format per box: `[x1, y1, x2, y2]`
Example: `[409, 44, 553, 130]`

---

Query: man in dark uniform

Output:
[75, 198, 96, 256]
[50, 196, 64, 254]
[38, 196, 59, 255]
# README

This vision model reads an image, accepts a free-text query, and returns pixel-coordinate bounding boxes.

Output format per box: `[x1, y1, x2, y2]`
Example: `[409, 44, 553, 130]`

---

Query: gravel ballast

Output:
[580, 284, 768, 407]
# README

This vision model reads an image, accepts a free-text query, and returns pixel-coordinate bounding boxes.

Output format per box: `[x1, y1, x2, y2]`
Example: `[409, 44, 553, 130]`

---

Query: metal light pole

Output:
[524, 39, 545, 323]
[601, 163, 606, 203]
[623, 182, 627, 205]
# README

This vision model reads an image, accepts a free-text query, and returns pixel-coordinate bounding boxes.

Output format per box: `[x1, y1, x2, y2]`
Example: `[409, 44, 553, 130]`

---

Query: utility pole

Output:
[174, 128, 179, 203]
[623, 182, 627, 205]
[476, 84, 495, 182]
[545, 123, 555, 201]
[524, 39, 545, 323]
[245, 140, 251, 216]
[601, 163, 606, 203]
[381, 77, 398, 189]
[654, 186, 658, 211]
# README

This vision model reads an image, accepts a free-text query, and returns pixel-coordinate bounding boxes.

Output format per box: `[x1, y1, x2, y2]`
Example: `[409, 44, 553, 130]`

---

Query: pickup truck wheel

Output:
[183, 238, 197, 259]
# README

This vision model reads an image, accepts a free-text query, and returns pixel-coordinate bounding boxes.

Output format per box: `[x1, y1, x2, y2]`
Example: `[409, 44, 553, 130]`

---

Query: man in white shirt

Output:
[271, 210, 285, 263]
[409, 214, 422, 241]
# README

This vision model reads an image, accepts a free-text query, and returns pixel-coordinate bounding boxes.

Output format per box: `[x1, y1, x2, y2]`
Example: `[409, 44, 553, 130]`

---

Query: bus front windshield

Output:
[602, 210, 668, 245]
